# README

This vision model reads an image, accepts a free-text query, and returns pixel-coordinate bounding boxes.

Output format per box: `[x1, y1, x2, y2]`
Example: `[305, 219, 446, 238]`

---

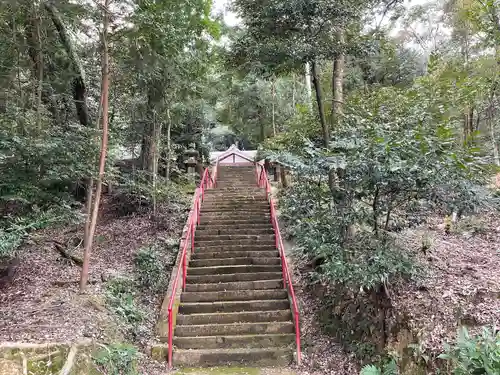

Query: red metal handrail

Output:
[257, 164, 302, 364]
[167, 167, 214, 368]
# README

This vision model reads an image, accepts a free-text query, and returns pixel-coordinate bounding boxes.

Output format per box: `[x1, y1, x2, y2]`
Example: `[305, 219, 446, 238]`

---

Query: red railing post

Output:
[294, 311, 301, 364]
[182, 252, 186, 290]
[197, 197, 200, 226]
[168, 308, 173, 366]
[191, 222, 195, 252]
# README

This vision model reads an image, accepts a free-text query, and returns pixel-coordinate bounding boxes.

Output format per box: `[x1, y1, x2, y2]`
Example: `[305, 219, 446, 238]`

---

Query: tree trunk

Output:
[331, 30, 345, 123]
[25, 12, 61, 125]
[304, 62, 312, 111]
[271, 78, 276, 135]
[311, 60, 329, 147]
[80, 0, 110, 292]
[165, 108, 172, 181]
[44, 2, 90, 127]
[35, 7, 43, 130]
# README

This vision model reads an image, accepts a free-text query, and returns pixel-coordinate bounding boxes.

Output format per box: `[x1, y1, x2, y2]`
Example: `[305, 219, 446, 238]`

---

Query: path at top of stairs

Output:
[168, 165, 295, 367]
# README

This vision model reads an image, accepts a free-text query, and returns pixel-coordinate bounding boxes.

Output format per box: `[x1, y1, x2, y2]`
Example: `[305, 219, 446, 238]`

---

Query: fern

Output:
[360, 364, 382, 375]
[383, 360, 398, 375]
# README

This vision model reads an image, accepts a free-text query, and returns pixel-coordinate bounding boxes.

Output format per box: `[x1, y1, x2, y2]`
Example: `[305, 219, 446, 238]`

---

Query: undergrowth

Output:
[105, 277, 144, 331]
[0, 204, 81, 258]
[359, 326, 500, 374]
[439, 326, 500, 375]
[93, 343, 139, 375]
[134, 238, 178, 292]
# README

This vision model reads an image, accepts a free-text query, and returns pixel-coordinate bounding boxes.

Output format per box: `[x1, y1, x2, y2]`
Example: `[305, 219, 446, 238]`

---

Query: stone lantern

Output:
[183, 144, 199, 182]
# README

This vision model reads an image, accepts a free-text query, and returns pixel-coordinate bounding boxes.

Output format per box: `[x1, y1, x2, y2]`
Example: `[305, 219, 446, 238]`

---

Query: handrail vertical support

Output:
[168, 310, 173, 368]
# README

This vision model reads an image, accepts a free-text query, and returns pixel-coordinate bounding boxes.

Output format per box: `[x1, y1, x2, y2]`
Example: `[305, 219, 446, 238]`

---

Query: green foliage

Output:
[93, 343, 139, 375]
[360, 364, 382, 375]
[134, 245, 168, 291]
[360, 359, 398, 375]
[439, 326, 500, 375]
[269, 80, 490, 294]
[0, 204, 81, 258]
[105, 277, 144, 327]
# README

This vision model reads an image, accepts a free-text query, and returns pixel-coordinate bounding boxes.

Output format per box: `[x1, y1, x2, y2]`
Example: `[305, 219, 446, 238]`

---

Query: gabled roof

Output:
[210, 144, 261, 164]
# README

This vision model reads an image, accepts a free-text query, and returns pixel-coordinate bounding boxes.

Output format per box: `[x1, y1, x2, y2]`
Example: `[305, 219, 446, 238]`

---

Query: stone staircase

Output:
[170, 165, 296, 366]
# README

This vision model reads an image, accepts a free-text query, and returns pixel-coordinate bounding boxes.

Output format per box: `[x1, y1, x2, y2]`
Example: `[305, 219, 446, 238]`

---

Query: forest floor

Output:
[1, 189, 499, 375]
[392, 212, 500, 353]
[0, 193, 188, 374]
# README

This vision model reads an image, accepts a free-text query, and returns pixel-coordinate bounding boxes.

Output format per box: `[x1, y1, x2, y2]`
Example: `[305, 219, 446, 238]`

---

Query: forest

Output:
[0, 0, 499, 374]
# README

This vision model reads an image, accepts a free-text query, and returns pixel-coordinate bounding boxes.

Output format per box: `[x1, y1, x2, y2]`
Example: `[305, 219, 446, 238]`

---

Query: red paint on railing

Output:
[257, 164, 302, 365]
[167, 167, 214, 368]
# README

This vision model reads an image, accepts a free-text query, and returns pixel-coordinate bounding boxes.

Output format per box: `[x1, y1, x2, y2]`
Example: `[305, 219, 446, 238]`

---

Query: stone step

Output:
[187, 264, 282, 276]
[176, 309, 291, 325]
[196, 223, 272, 231]
[202, 201, 269, 207]
[203, 196, 267, 202]
[200, 212, 271, 219]
[192, 250, 279, 259]
[186, 271, 283, 284]
[195, 234, 275, 242]
[199, 218, 271, 225]
[194, 244, 276, 253]
[195, 239, 275, 247]
[179, 299, 290, 314]
[181, 289, 288, 303]
[175, 321, 294, 337]
[173, 333, 295, 349]
[185, 279, 283, 292]
[205, 189, 263, 193]
[189, 257, 280, 268]
[202, 208, 270, 214]
[197, 229, 274, 236]
[203, 194, 266, 199]
[172, 347, 293, 367]
[201, 204, 269, 210]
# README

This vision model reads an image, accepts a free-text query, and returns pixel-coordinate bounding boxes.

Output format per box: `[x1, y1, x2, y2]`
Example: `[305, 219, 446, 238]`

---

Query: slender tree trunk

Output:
[291, 73, 296, 110]
[331, 30, 345, 123]
[305, 62, 312, 111]
[311, 60, 329, 146]
[35, 8, 43, 130]
[271, 78, 276, 136]
[45, 2, 91, 127]
[80, 0, 110, 291]
[165, 108, 172, 182]
[152, 110, 158, 217]
[26, 10, 61, 125]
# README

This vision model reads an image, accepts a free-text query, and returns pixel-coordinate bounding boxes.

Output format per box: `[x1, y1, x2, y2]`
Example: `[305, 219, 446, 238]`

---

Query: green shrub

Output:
[105, 277, 144, 326]
[360, 359, 398, 375]
[439, 326, 500, 375]
[0, 204, 81, 258]
[93, 343, 139, 375]
[134, 246, 166, 291]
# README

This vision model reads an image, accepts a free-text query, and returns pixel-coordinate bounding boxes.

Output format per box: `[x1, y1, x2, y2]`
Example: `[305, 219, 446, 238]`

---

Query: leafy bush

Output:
[268, 84, 489, 294]
[93, 343, 139, 375]
[105, 277, 144, 327]
[439, 326, 500, 374]
[360, 359, 398, 375]
[134, 245, 167, 291]
[0, 204, 82, 258]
